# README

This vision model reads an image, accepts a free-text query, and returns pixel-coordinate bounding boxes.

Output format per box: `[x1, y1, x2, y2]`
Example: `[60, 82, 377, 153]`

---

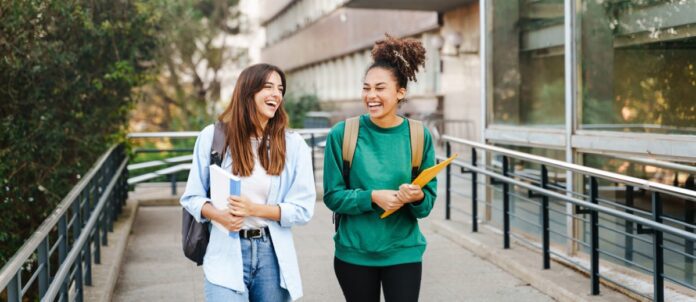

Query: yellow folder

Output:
[380, 153, 459, 219]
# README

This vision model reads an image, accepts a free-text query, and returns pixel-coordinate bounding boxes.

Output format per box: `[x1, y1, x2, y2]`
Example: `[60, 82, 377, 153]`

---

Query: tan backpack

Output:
[333, 116, 424, 228]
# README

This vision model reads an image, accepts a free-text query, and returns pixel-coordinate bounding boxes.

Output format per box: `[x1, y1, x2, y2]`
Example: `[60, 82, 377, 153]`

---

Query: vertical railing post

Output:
[73, 193, 82, 240]
[502, 155, 510, 249]
[84, 236, 92, 286]
[590, 176, 600, 295]
[445, 141, 452, 220]
[58, 215, 68, 301]
[310, 133, 316, 171]
[170, 173, 177, 196]
[75, 250, 84, 302]
[100, 171, 109, 246]
[652, 192, 664, 302]
[624, 185, 634, 265]
[541, 165, 550, 269]
[102, 210, 108, 246]
[38, 237, 50, 297]
[471, 148, 478, 232]
[7, 273, 20, 302]
[93, 181, 102, 264]
[94, 224, 101, 264]
[685, 190, 694, 285]
[82, 192, 93, 286]
[72, 193, 84, 302]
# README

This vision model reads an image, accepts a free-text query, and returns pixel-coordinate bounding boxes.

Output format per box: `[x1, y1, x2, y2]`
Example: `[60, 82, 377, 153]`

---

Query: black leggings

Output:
[334, 257, 422, 302]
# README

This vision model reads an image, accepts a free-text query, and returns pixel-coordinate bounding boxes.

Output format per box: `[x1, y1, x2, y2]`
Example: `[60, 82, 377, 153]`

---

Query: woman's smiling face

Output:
[362, 67, 405, 120]
[254, 71, 284, 125]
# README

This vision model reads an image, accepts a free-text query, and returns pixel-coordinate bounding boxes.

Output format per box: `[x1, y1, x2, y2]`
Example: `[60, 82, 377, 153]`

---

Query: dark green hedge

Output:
[0, 0, 159, 265]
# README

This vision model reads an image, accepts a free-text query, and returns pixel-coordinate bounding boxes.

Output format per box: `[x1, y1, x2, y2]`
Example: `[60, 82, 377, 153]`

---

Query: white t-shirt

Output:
[236, 139, 272, 229]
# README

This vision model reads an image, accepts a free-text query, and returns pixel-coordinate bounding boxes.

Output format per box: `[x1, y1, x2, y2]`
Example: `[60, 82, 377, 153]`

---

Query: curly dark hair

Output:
[368, 33, 427, 90]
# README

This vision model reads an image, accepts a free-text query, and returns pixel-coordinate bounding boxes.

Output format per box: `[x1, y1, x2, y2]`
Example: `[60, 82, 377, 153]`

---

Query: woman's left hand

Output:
[396, 184, 424, 204]
[228, 195, 257, 217]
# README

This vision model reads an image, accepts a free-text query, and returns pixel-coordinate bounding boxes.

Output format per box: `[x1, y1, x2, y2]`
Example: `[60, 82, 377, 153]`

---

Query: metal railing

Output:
[441, 135, 696, 302]
[0, 144, 129, 302]
[127, 128, 331, 193]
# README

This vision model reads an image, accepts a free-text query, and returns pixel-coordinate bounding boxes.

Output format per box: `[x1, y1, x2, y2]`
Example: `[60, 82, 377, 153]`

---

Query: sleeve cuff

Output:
[278, 203, 292, 227]
[408, 198, 427, 211]
[356, 190, 373, 213]
[191, 198, 211, 223]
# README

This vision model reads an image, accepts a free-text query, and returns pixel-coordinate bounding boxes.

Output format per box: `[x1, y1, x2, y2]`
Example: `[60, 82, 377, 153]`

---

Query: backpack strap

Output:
[211, 121, 227, 167]
[408, 119, 424, 177]
[342, 117, 361, 170]
[335, 117, 360, 231]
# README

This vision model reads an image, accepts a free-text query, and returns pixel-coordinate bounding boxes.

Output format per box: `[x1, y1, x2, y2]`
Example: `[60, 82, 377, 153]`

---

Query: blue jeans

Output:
[205, 235, 291, 302]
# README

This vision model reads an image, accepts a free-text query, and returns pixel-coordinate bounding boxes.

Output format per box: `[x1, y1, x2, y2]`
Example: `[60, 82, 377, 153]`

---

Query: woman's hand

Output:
[228, 195, 257, 217]
[202, 202, 244, 232]
[371, 190, 403, 212]
[216, 211, 245, 232]
[396, 184, 424, 204]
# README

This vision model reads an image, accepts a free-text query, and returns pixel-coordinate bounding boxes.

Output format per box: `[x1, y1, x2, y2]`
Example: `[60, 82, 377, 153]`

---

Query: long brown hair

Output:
[219, 63, 288, 176]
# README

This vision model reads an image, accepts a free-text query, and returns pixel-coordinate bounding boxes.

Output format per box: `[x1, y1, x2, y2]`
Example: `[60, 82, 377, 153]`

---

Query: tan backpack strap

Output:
[408, 119, 424, 170]
[342, 117, 361, 168]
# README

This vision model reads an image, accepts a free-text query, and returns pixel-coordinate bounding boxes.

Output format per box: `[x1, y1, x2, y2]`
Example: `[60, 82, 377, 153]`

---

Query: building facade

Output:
[258, 0, 457, 124]
[258, 0, 696, 297]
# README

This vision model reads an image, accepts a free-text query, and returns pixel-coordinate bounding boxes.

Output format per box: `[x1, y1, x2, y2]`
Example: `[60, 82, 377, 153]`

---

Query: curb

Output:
[430, 220, 633, 302]
[83, 199, 139, 302]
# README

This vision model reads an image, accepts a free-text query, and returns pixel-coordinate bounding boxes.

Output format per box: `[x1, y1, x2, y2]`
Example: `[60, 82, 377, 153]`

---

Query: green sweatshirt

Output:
[323, 114, 438, 266]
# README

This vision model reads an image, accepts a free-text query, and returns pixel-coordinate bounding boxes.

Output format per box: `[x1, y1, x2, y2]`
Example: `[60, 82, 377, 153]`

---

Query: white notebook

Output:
[209, 165, 241, 238]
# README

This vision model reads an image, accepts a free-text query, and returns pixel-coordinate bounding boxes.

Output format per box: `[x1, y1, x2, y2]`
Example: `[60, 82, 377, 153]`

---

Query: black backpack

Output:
[182, 121, 227, 265]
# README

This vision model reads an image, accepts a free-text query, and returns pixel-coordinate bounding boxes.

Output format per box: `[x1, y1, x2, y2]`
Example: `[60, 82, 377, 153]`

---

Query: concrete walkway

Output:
[112, 202, 554, 301]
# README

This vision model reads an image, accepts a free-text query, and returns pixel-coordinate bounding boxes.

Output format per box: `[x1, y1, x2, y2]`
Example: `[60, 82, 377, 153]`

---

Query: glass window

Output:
[579, 0, 696, 135]
[581, 153, 695, 286]
[489, 145, 568, 246]
[491, 0, 565, 127]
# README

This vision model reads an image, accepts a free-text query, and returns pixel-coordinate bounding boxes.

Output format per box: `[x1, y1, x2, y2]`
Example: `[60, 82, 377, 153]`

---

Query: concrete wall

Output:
[261, 8, 438, 71]
[439, 2, 481, 141]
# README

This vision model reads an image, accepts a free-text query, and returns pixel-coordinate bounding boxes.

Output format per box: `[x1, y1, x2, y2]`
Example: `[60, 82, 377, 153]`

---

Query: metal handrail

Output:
[623, 156, 696, 175]
[127, 128, 331, 139]
[445, 156, 696, 241]
[127, 128, 331, 194]
[0, 145, 118, 289]
[441, 135, 695, 302]
[442, 135, 696, 201]
[42, 158, 128, 301]
[0, 144, 129, 302]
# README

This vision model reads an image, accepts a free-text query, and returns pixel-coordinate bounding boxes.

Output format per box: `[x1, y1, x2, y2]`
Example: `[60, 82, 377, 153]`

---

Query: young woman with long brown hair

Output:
[181, 63, 316, 301]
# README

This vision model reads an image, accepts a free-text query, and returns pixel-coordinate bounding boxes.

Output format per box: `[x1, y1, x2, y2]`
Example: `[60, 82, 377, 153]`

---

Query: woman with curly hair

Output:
[322, 34, 438, 302]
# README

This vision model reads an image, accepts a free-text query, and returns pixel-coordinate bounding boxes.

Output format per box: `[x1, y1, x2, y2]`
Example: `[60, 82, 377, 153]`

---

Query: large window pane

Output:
[582, 153, 695, 287]
[489, 145, 568, 246]
[579, 0, 696, 135]
[491, 0, 565, 127]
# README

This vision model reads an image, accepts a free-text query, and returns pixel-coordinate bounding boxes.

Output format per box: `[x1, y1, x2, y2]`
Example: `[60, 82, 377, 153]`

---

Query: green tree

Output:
[0, 0, 159, 265]
[284, 93, 321, 128]
[130, 0, 246, 133]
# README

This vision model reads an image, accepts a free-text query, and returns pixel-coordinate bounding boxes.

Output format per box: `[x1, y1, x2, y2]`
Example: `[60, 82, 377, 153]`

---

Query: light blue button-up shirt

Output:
[180, 124, 316, 301]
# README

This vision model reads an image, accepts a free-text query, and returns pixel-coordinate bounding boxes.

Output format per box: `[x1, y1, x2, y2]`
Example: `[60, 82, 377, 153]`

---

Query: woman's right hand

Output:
[371, 190, 403, 212]
[215, 210, 245, 232]
[202, 203, 244, 232]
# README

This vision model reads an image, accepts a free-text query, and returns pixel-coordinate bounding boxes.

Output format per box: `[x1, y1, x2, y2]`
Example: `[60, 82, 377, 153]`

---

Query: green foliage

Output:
[0, 0, 158, 265]
[131, 0, 245, 132]
[283, 93, 321, 128]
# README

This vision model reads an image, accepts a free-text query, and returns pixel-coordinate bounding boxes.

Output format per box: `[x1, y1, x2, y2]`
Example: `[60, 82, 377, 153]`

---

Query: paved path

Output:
[113, 202, 554, 301]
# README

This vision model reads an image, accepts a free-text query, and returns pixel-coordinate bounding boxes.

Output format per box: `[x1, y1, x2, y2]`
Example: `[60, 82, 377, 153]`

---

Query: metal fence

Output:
[441, 135, 696, 302]
[126, 128, 330, 192]
[0, 144, 129, 302]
